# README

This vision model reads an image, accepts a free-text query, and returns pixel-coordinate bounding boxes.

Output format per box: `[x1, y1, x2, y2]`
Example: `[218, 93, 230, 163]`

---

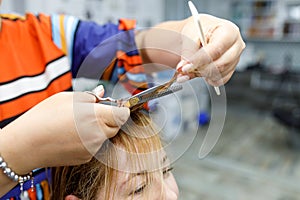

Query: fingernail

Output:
[92, 85, 104, 96]
[113, 107, 130, 126]
[176, 75, 190, 83]
[182, 63, 193, 73]
[176, 60, 185, 69]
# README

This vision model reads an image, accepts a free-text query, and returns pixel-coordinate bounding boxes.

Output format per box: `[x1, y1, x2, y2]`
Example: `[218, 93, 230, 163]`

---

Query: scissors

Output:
[87, 81, 183, 111]
[87, 2, 221, 110]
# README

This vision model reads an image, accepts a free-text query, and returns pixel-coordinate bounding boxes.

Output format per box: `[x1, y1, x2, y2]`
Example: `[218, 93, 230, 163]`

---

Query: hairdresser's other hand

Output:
[0, 86, 130, 174]
[177, 14, 246, 86]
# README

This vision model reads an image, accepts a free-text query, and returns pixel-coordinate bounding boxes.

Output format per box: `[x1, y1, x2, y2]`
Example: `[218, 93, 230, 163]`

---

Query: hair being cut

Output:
[51, 112, 164, 200]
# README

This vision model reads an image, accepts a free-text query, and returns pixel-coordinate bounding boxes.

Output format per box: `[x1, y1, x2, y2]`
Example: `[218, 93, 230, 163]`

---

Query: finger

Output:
[205, 56, 239, 79]
[217, 58, 240, 80]
[210, 42, 243, 75]
[183, 54, 236, 83]
[205, 60, 238, 86]
[176, 60, 188, 71]
[221, 70, 235, 84]
[182, 27, 236, 73]
[176, 74, 190, 83]
[206, 77, 222, 87]
[76, 85, 105, 103]
[97, 123, 120, 139]
[206, 23, 239, 61]
[189, 37, 242, 81]
[86, 85, 105, 103]
[92, 85, 105, 98]
[202, 58, 239, 84]
[181, 47, 213, 74]
[206, 70, 235, 86]
[95, 104, 130, 128]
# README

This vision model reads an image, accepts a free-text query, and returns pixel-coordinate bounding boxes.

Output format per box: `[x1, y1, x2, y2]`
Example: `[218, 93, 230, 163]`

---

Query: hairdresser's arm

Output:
[0, 90, 129, 196]
[136, 14, 245, 86]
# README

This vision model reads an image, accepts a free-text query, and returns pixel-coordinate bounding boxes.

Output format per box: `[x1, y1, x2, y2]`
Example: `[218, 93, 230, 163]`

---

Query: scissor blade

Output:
[138, 84, 183, 103]
[123, 84, 183, 109]
[131, 79, 175, 99]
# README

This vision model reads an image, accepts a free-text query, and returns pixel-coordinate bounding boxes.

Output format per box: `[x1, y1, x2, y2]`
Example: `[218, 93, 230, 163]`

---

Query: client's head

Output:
[51, 112, 179, 200]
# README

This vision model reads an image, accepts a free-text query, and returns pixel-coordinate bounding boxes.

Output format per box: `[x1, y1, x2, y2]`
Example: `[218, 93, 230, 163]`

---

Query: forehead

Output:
[114, 155, 168, 191]
[95, 152, 167, 198]
[111, 148, 168, 173]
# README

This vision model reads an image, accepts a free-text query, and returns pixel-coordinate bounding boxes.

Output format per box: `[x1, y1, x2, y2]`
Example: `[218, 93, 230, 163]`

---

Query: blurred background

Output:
[2, 0, 300, 199]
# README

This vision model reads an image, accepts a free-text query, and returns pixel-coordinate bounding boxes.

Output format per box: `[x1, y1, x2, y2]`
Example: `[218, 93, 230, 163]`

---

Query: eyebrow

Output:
[162, 155, 167, 164]
[120, 155, 168, 188]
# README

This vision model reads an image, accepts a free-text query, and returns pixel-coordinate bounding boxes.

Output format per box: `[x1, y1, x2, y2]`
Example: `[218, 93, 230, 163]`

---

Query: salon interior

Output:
[3, 0, 300, 199]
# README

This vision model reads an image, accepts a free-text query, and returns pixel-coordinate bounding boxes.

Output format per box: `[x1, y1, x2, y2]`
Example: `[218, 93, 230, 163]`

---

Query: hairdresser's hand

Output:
[0, 86, 130, 174]
[176, 14, 246, 86]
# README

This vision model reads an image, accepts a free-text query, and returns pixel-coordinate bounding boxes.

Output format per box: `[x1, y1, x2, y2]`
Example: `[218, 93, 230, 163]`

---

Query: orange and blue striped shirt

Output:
[0, 12, 149, 199]
[0, 13, 148, 128]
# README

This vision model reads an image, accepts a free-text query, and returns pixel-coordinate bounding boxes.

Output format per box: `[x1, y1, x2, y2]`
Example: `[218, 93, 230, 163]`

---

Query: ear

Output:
[65, 195, 81, 200]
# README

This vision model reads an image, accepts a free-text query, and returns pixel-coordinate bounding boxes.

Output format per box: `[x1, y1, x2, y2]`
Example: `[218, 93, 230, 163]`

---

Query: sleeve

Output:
[50, 14, 79, 68]
[71, 18, 149, 95]
[71, 20, 120, 79]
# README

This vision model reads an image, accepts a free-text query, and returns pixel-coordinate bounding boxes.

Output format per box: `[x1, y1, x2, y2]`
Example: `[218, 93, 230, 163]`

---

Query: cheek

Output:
[150, 173, 179, 199]
[97, 188, 125, 200]
[166, 173, 179, 196]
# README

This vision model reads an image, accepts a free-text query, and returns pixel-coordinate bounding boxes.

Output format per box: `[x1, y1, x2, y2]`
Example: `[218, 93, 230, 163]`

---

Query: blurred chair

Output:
[273, 105, 300, 150]
[271, 63, 300, 150]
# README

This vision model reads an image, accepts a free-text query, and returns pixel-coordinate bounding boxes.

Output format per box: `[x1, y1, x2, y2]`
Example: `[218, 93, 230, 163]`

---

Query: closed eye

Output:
[129, 184, 147, 196]
[163, 167, 174, 178]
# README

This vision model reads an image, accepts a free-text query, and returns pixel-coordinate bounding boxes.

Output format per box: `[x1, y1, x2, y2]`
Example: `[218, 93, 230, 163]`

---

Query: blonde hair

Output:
[51, 112, 164, 199]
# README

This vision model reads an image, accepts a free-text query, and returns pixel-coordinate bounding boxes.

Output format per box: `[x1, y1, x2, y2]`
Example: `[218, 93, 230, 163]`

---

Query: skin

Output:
[0, 5, 245, 196]
[0, 89, 130, 197]
[136, 14, 245, 86]
[65, 155, 179, 200]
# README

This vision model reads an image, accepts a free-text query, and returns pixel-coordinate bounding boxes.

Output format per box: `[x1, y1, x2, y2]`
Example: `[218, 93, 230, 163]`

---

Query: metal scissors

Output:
[87, 81, 183, 111]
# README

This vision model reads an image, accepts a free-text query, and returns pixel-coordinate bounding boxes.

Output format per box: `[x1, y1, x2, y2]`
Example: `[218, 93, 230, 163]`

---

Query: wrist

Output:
[0, 128, 34, 175]
[0, 155, 32, 182]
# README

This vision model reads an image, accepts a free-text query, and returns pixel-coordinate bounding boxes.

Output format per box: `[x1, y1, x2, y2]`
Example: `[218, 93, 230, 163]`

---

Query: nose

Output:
[164, 182, 179, 200]
[165, 189, 178, 200]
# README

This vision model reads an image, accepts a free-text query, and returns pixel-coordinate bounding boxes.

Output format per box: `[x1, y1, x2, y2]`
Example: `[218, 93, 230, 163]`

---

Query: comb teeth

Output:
[141, 85, 183, 102]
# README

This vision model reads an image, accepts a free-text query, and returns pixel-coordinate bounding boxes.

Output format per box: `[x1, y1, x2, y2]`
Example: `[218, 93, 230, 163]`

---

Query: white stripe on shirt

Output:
[0, 57, 70, 102]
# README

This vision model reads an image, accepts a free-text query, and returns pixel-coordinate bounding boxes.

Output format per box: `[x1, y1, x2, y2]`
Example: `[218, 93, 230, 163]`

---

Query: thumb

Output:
[111, 106, 130, 127]
[95, 104, 130, 127]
